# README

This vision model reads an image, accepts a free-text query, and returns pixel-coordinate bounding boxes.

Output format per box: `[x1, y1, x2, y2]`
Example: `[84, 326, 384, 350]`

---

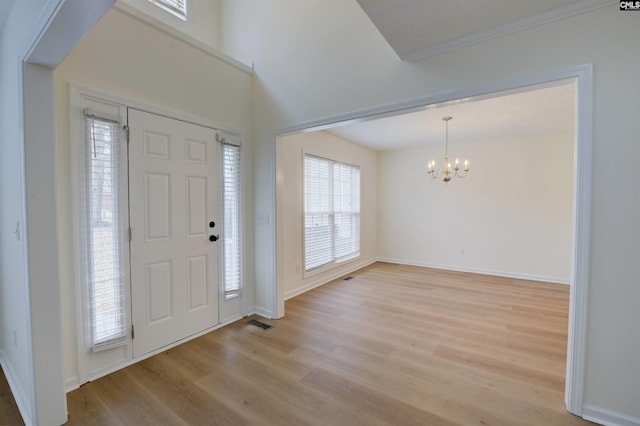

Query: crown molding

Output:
[403, 0, 616, 62]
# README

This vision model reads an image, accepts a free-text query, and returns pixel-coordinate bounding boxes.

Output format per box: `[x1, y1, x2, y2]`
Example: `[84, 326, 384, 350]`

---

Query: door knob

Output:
[209, 234, 219, 242]
[209, 221, 215, 228]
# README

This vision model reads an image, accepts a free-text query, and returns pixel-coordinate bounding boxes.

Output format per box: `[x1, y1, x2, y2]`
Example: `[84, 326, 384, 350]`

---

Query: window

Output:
[222, 142, 242, 299]
[81, 113, 129, 349]
[304, 154, 360, 272]
[149, 0, 187, 20]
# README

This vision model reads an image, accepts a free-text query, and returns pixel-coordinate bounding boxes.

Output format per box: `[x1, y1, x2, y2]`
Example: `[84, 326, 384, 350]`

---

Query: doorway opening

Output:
[275, 68, 592, 416]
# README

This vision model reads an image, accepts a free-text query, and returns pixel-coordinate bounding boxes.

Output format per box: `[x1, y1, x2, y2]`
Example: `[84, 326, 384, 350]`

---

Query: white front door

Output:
[128, 109, 220, 358]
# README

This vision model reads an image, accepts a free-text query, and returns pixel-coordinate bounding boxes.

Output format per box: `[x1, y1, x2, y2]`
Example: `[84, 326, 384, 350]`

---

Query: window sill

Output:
[303, 253, 360, 280]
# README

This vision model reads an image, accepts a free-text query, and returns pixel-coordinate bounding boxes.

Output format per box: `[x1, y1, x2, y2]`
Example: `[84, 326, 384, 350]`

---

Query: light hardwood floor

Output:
[0, 365, 24, 425]
[65, 262, 593, 425]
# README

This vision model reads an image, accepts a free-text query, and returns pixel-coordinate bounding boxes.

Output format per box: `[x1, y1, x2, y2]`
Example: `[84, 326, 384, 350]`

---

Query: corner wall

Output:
[0, 1, 49, 423]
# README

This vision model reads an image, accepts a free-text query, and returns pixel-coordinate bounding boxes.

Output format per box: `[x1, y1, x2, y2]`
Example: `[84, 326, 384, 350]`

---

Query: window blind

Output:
[304, 155, 360, 272]
[83, 115, 128, 349]
[223, 143, 242, 299]
[149, 0, 187, 20]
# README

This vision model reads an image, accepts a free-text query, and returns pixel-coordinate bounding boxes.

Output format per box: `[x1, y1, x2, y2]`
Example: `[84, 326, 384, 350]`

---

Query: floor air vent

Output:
[343, 276, 355, 281]
[248, 319, 273, 330]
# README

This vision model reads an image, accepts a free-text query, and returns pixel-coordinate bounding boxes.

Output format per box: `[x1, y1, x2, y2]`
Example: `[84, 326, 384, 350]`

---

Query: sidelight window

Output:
[222, 142, 242, 299]
[80, 112, 129, 350]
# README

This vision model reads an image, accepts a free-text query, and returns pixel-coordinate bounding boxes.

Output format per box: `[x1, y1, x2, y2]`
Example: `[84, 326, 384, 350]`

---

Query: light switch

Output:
[258, 213, 270, 225]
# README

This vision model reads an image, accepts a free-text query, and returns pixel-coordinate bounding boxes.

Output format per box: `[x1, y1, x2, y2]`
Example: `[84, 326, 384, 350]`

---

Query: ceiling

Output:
[1, 1, 613, 58]
[0, 0, 14, 37]
[326, 81, 575, 151]
[356, 0, 614, 61]
[0, 0, 579, 152]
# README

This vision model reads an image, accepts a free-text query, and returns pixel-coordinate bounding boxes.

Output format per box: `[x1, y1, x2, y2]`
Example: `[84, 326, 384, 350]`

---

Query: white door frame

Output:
[275, 64, 592, 416]
[19, 1, 116, 423]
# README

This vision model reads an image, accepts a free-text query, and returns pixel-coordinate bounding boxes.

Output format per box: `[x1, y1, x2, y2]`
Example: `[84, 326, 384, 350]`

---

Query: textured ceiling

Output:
[0, 0, 15, 38]
[356, 0, 614, 60]
[326, 81, 575, 152]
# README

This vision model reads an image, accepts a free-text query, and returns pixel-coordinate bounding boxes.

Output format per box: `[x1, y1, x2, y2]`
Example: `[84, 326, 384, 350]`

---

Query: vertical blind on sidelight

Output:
[82, 115, 128, 350]
[223, 142, 242, 299]
[304, 154, 360, 272]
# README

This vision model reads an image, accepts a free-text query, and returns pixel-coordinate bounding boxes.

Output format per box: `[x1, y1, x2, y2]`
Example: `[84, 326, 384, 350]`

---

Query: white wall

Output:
[221, 1, 640, 421]
[0, 0, 49, 422]
[378, 132, 574, 283]
[54, 8, 253, 388]
[280, 131, 378, 299]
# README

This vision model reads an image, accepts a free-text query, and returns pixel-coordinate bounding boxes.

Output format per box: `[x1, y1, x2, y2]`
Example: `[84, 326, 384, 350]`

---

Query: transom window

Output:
[304, 154, 361, 272]
[149, 0, 187, 20]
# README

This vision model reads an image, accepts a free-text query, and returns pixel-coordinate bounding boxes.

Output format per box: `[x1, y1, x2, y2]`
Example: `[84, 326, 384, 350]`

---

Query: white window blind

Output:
[304, 155, 360, 272]
[82, 115, 128, 349]
[223, 142, 242, 299]
[149, 0, 187, 20]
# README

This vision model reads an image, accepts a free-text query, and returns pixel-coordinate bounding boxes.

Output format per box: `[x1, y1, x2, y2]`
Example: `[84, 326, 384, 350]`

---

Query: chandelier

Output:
[427, 116, 469, 182]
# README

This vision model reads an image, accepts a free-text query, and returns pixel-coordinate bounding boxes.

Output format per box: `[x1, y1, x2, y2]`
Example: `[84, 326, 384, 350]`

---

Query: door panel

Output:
[128, 109, 219, 358]
[146, 260, 172, 323]
[187, 255, 208, 310]
[186, 176, 207, 237]
[144, 172, 172, 240]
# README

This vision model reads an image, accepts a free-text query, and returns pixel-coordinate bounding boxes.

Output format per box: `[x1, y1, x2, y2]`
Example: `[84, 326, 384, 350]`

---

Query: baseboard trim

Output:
[284, 258, 378, 301]
[247, 306, 274, 319]
[65, 375, 80, 393]
[378, 258, 570, 285]
[583, 404, 640, 426]
[0, 351, 33, 426]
